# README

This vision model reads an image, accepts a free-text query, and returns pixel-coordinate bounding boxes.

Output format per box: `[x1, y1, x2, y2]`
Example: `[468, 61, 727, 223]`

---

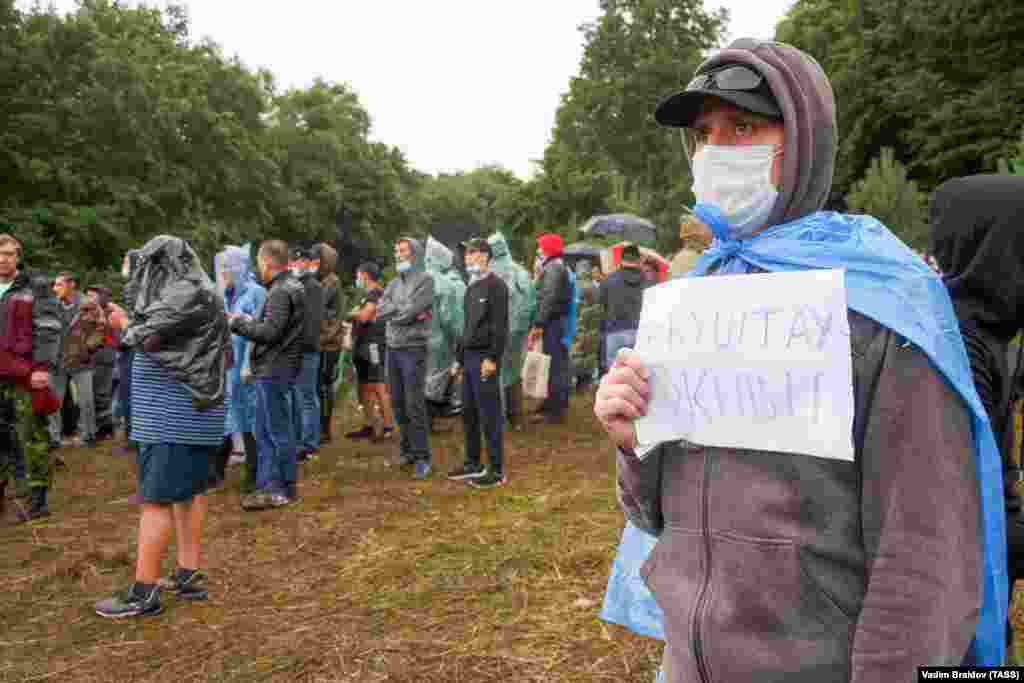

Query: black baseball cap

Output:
[462, 238, 492, 258]
[654, 63, 782, 128]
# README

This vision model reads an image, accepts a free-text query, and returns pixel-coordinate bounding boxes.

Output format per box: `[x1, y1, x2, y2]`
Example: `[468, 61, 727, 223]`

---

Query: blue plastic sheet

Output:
[600, 206, 1007, 666]
[600, 521, 665, 641]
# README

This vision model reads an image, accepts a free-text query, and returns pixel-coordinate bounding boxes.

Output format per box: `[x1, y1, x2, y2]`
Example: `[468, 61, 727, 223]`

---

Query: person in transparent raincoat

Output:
[486, 231, 536, 429]
[215, 245, 266, 492]
[423, 237, 466, 423]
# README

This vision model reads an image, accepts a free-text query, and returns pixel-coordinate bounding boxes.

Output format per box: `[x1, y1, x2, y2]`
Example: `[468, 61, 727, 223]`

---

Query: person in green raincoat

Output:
[423, 238, 466, 424]
[486, 231, 536, 429]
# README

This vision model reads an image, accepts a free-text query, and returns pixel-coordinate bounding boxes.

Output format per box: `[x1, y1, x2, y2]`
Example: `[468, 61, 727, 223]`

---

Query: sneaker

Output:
[372, 427, 395, 442]
[345, 426, 374, 440]
[95, 583, 162, 618]
[413, 461, 432, 480]
[80, 438, 98, 449]
[48, 440, 61, 453]
[267, 491, 291, 508]
[172, 569, 208, 601]
[468, 472, 506, 490]
[447, 464, 486, 481]
[227, 453, 246, 467]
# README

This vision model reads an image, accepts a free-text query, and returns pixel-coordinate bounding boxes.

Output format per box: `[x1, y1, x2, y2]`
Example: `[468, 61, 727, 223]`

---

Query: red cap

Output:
[536, 234, 563, 258]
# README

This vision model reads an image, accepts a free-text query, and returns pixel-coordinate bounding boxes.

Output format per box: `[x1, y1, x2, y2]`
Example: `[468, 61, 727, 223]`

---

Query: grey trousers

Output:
[47, 369, 96, 444]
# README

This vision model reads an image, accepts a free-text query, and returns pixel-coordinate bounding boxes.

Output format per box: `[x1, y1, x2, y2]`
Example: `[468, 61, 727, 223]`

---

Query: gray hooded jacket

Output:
[619, 40, 980, 683]
[376, 237, 434, 350]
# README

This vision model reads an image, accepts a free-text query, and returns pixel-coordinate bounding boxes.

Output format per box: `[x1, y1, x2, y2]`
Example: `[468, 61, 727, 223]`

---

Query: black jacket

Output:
[457, 272, 509, 364]
[298, 271, 324, 353]
[596, 266, 651, 333]
[231, 271, 305, 379]
[534, 257, 571, 328]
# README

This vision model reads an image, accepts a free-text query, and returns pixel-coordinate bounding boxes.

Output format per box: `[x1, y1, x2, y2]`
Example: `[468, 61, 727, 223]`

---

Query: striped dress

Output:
[131, 352, 226, 446]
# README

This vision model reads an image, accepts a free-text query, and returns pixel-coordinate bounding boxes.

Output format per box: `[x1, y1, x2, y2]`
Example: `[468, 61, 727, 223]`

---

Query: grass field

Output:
[0, 396, 662, 682]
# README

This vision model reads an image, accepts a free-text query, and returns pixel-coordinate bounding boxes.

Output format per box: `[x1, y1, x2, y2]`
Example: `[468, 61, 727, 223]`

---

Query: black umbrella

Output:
[563, 242, 603, 269]
[579, 213, 657, 244]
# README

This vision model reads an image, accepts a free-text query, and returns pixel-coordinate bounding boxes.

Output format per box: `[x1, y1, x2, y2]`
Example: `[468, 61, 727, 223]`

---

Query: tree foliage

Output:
[776, 0, 1024, 202]
[0, 0, 416, 280]
[845, 148, 927, 249]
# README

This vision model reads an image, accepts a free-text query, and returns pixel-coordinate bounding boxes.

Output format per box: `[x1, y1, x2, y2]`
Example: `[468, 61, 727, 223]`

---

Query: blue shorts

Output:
[136, 442, 213, 504]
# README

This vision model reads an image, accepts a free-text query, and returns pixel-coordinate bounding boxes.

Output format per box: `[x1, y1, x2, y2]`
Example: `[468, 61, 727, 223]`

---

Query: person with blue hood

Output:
[215, 245, 266, 492]
[594, 38, 1005, 680]
[376, 237, 435, 479]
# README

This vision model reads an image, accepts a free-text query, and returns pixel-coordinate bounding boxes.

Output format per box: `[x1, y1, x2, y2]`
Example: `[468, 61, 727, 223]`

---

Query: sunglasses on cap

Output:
[686, 65, 763, 94]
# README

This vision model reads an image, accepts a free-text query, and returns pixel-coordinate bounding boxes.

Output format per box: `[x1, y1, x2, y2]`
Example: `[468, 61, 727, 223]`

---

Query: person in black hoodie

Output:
[596, 243, 653, 369]
[448, 239, 509, 489]
[930, 175, 1024, 596]
[290, 246, 324, 462]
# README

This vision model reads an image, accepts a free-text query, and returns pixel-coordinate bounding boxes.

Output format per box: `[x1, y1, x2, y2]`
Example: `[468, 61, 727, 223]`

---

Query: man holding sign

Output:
[595, 39, 1005, 681]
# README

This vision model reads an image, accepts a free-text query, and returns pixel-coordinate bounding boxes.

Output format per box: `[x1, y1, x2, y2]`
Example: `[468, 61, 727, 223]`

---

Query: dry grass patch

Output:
[0, 397, 662, 682]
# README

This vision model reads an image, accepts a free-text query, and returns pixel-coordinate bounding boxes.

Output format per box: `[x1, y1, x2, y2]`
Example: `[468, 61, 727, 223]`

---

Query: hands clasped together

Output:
[593, 350, 651, 452]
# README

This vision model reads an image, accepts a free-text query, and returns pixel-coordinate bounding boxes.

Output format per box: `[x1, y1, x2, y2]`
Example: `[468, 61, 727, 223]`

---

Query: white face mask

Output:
[691, 144, 780, 239]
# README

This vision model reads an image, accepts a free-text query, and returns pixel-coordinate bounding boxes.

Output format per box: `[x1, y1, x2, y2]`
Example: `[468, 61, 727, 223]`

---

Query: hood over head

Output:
[424, 236, 454, 273]
[218, 245, 254, 293]
[930, 175, 1024, 340]
[657, 38, 837, 230]
[487, 231, 512, 261]
[397, 236, 426, 275]
[537, 233, 564, 259]
[315, 243, 338, 280]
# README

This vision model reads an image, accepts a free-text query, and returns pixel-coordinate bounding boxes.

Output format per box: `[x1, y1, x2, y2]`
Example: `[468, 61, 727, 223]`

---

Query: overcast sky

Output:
[25, 0, 795, 178]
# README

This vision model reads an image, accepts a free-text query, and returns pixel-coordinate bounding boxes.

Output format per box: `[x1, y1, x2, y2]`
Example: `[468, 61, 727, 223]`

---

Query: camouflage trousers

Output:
[0, 383, 51, 489]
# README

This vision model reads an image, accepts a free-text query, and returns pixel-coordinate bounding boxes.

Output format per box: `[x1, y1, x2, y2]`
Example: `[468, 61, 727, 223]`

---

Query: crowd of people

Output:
[0, 216, 669, 619]
[3, 34, 1023, 679]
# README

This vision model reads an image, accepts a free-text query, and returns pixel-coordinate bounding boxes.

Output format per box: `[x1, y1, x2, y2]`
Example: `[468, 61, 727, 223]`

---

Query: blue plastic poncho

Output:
[216, 245, 266, 435]
[601, 206, 1007, 666]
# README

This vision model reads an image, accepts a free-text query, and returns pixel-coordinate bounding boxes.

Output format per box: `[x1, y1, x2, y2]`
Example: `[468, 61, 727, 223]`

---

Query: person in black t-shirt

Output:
[345, 263, 394, 440]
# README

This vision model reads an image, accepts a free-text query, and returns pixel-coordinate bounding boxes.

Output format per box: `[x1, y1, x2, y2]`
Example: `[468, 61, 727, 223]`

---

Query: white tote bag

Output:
[522, 350, 551, 400]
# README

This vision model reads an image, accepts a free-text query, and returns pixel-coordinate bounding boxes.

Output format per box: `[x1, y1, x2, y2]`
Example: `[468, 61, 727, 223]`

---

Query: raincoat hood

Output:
[930, 175, 1024, 341]
[488, 231, 512, 261]
[218, 245, 256, 297]
[674, 38, 837, 233]
[398, 236, 426, 275]
[425, 236, 454, 272]
[316, 243, 338, 281]
[123, 235, 230, 409]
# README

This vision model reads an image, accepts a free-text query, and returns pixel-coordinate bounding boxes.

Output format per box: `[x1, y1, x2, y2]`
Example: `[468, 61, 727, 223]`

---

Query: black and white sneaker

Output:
[468, 472, 506, 490]
[447, 464, 486, 481]
[95, 583, 162, 618]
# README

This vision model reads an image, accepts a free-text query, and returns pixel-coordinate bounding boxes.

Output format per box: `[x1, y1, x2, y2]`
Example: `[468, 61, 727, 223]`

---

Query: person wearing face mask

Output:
[346, 262, 394, 441]
[311, 243, 345, 445]
[596, 39, 1004, 679]
[448, 239, 509, 489]
[288, 247, 324, 463]
[375, 238, 435, 479]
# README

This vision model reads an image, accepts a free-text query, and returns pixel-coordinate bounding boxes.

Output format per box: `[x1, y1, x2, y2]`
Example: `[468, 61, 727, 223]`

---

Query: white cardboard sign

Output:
[633, 269, 854, 462]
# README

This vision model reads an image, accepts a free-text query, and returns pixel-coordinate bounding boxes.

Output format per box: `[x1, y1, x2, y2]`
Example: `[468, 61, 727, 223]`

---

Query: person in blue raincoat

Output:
[216, 245, 266, 492]
[595, 38, 1005, 681]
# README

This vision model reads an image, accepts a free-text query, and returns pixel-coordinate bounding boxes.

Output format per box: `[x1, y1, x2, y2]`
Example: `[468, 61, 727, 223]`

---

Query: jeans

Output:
[115, 350, 133, 438]
[47, 369, 96, 444]
[254, 378, 296, 495]
[290, 352, 321, 453]
[387, 346, 430, 463]
[541, 317, 569, 420]
[462, 351, 504, 476]
[605, 328, 639, 369]
[93, 357, 115, 433]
